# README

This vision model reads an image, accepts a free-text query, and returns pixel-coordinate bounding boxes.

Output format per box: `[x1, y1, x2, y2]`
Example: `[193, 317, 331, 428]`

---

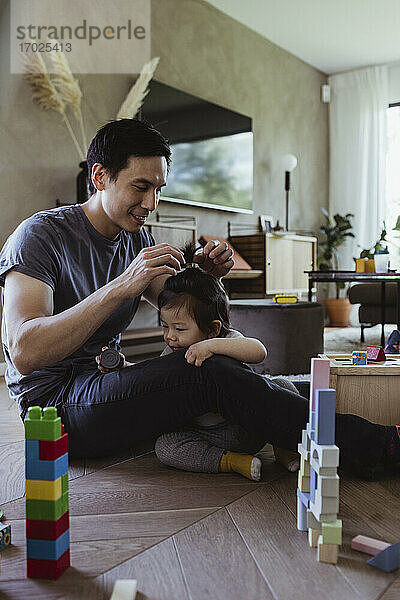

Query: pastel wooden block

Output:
[39, 433, 68, 461]
[298, 472, 310, 493]
[24, 406, 61, 441]
[297, 494, 308, 531]
[25, 440, 68, 481]
[310, 358, 330, 411]
[296, 487, 310, 508]
[367, 543, 400, 573]
[308, 527, 321, 547]
[26, 492, 69, 521]
[307, 509, 321, 530]
[322, 519, 342, 545]
[26, 477, 62, 501]
[310, 467, 317, 503]
[351, 534, 391, 556]
[317, 535, 338, 564]
[27, 548, 70, 579]
[298, 442, 310, 461]
[311, 489, 339, 516]
[110, 579, 138, 600]
[310, 454, 337, 477]
[315, 389, 336, 445]
[310, 440, 339, 468]
[27, 529, 70, 561]
[319, 474, 340, 498]
[300, 455, 310, 477]
[26, 511, 70, 541]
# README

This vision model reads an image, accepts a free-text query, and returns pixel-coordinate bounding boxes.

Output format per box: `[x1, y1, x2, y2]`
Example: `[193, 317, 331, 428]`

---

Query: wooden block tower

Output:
[297, 358, 342, 564]
[24, 406, 70, 579]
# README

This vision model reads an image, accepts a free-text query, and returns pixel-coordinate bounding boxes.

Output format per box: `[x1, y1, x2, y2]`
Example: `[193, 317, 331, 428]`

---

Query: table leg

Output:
[381, 282, 386, 347]
[308, 278, 313, 302]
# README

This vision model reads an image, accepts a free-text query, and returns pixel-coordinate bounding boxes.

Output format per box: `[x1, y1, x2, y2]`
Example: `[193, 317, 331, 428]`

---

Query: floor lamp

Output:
[282, 154, 297, 231]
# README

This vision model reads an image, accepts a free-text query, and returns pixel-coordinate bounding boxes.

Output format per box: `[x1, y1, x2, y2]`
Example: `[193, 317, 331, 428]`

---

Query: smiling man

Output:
[1, 119, 399, 478]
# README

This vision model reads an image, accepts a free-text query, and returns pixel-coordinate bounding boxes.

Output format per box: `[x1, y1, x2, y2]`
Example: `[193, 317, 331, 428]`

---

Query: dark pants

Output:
[42, 350, 387, 470]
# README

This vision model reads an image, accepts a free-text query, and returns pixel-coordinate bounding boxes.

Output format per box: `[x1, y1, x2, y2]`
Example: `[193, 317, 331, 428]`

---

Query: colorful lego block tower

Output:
[24, 406, 70, 579]
[297, 358, 342, 564]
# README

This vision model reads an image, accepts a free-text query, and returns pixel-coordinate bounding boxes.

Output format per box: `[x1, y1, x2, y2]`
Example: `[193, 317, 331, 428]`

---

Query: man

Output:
[1, 119, 399, 477]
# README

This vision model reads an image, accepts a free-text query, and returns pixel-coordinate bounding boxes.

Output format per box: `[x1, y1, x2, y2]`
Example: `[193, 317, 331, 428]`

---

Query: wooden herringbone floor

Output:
[0, 379, 400, 599]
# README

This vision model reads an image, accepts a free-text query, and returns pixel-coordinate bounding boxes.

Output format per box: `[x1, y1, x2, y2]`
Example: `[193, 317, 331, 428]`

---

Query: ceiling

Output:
[205, 0, 400, 74]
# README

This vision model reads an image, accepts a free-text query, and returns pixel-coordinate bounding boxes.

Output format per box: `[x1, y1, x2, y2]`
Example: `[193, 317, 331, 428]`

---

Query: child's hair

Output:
[158, 242, 230, 338]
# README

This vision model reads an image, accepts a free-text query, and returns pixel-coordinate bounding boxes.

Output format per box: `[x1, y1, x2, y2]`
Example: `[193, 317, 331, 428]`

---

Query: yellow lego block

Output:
[298, 471, 310, 492]
[25, 476, 62, 501]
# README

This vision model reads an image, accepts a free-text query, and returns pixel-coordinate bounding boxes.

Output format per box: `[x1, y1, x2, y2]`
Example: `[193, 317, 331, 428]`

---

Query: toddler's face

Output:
[160, 306, 206, 351]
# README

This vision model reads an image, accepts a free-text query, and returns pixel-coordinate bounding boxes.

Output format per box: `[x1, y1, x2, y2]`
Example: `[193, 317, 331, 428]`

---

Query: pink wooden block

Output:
[351, 535, 391, 556]
[310, 358, 330, 411]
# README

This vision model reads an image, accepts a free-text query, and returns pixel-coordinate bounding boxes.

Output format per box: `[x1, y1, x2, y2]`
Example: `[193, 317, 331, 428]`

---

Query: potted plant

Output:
[318, 209, 354, 326]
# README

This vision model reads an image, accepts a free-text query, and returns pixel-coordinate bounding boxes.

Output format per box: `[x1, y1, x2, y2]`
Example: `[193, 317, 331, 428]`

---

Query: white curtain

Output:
[329, 65, 389, 269]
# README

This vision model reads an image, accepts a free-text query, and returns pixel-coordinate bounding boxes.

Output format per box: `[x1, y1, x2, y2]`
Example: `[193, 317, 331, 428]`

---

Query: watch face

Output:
[100, 348, 121, 369]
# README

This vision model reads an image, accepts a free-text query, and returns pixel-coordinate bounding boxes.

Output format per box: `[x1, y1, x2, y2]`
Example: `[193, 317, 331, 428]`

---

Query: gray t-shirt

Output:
[161, 329, 243, 427]
[0, 204, 154, 407]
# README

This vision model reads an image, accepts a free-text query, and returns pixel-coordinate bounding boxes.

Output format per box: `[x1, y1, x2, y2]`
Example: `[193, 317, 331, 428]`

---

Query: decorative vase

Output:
[324, 298, 352, 327]
[76, 161, 90, 204]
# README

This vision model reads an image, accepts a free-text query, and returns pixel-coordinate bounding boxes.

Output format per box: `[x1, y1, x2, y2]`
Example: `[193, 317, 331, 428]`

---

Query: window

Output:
[386, 104, 400, 270]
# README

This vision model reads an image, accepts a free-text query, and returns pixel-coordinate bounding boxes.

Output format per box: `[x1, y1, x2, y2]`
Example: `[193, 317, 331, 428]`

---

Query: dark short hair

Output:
[158, 267, 231, 338]
[86, 118, 172, 194]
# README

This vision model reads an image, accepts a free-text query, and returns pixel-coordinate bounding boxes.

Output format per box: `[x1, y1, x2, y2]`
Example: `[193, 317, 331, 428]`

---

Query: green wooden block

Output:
[26, 492, 69, 521]
[62, 472, 68, 494]
[25, 406, 61, 441]
[300, 455, 310, 477]
[321, 519, 342, 545]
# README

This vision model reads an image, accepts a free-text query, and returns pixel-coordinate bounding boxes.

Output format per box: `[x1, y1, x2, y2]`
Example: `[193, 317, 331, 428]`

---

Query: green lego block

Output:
[25, 406, 61, 441]
[26, 492, 69, 521]
[321, 519, 342, 545]
[62, 472, 68, 494]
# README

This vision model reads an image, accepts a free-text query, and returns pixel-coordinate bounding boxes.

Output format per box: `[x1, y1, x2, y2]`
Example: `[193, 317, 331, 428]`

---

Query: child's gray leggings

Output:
[155, 422, 265, 473]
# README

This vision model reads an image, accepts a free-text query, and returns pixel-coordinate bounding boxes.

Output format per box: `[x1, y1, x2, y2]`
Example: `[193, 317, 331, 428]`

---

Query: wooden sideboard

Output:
[227, 232, 317, 298]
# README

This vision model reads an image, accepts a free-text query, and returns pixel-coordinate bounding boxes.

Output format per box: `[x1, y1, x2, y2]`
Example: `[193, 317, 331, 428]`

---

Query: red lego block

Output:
[27, 548, 70, 579]
[366, 346, 386, 362]
[39, 433, 68, 461]
[61, 424, 64, 435]
[26, 511, 69, 541]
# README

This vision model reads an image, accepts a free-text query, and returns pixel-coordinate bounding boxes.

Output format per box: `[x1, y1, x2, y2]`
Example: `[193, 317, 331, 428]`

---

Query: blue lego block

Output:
[297, 487, 310, 508]
[310, 466, 317, 503]
[26, 440, 68, 481]
[315, 389, 336, 445]
[367, 542, 400, 573]
[297, 494, 308, 531]
[26, 529, 70, 561]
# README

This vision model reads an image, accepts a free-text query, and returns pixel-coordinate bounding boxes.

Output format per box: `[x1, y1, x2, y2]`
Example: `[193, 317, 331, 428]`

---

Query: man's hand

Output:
[185, 340, 215, 367]
[118, 243, 184, 300]
[193, 240, 234, 278]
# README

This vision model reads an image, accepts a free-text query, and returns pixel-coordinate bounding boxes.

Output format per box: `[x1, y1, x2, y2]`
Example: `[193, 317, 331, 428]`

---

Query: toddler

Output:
[154, 245, 271, 481]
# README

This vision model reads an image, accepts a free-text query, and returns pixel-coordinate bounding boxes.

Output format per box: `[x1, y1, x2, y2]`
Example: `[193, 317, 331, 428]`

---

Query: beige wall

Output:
[0, 0, 328, 363]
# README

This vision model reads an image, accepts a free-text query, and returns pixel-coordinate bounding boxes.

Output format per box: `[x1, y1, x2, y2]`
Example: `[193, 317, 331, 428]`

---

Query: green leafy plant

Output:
[318, 209, 354, 298]
[359, 222, 388, 259]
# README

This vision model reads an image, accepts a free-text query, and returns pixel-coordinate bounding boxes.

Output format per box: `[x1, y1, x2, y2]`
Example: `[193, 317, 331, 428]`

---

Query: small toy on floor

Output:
[0, 522, 11, 551]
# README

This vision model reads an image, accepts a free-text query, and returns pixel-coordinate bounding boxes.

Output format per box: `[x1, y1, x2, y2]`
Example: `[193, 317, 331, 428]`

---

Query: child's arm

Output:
[185, 337, 267, 367]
